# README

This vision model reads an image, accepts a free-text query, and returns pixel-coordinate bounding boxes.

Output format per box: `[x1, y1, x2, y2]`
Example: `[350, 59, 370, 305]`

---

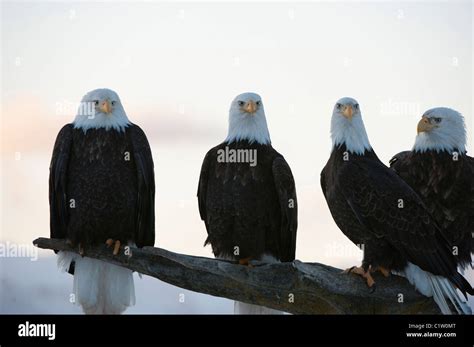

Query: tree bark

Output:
[33, 237, 440, 314]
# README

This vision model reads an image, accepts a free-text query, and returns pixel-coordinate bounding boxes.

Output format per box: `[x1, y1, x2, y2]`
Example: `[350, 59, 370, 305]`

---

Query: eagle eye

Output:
[354, 104, 359, 110]
[93, 100, 99, 106]
[111, 101, 116, 106]
[433, 117, 442, 124]
[256, 101, 261, 106]
[238, 101, 245, 106]
[336, 103, 342, 110]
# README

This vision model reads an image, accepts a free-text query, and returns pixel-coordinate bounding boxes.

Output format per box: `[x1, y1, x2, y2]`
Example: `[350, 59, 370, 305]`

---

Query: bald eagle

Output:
[320, 97, 472, 314]
[390, 107, 473, 270]
[197, 92, 297, 314]
[49, 88, 155, 314]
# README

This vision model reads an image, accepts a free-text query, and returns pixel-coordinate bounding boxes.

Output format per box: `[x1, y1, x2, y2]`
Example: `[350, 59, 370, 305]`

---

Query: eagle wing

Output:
[129, 124, 155, 247]
[339, 158, 461, 281]
[465, 155, 474, 253]
[49, 124, 74, 246]
[391, 150, 474, 260]
[272, 156, 298, 262]
[388, 150, 410, 169]
[197, 150, 212, 228]
[320, 168, 327, 199]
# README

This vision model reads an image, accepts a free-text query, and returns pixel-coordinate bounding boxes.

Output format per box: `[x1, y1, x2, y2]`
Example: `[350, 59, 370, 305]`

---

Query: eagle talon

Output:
[371, 266, 391, 277]
[344, 265, 376, 289]
[380, 267, 390, 278]
[238, 257, 253, 267]
[364, 270, 376, 289]
[348, 265, 365, 275]
[113, 240, 121, 255]
[105, 239, 114, 248]
[342, 265, 357, 274]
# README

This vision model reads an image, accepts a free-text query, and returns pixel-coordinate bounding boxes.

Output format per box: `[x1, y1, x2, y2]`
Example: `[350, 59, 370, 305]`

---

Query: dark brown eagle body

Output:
[197, 140, 297, 262]
[49, 123, 155, 250]
[321, 144, 473, 295]
[390, 149, 474, 268]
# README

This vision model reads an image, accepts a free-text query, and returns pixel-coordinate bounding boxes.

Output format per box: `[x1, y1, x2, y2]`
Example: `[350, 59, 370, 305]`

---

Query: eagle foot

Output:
[104, 239, 121, 255]
[238, 257, 253, 267]
[113, 240, 121, 255]
[343, 265, 376, 291]
[371, 266, 391, 277]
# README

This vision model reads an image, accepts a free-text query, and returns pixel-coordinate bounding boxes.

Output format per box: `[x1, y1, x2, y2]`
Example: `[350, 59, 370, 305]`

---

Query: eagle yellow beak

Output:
[243, 100, 257, 114]
[342, 104, 353, 120]
[99, 100, 112, 114]
[417, 116, 436, 134]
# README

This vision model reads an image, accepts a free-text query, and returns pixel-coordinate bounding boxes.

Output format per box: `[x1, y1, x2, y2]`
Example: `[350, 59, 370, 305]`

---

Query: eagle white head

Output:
[331, 97, 372, 155]
[225, 92, 271, 145]
[73, 88, 130, 132]
[413, 107, 466, 154]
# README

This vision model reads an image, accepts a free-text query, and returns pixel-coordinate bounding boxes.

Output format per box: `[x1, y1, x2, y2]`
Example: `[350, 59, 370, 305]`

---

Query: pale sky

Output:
[1, 0, 473, 312]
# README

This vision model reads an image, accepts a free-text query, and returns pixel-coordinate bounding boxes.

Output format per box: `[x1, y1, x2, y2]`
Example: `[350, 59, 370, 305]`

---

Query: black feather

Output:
[197, 141, 297, 262]
[390, 149, 474, 269]
[321, 144, 473, 296]
[48, 123, 155, 251]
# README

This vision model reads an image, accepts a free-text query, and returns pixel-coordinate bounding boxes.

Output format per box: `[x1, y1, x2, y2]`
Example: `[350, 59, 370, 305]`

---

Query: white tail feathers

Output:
[398, 262, 471, 315]
[57, 250, 78, 273]
[57, 251, 135, 314]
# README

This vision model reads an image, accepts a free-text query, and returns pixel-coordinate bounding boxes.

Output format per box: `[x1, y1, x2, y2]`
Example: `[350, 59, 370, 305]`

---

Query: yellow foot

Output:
[371, 265, 391, 277]
[343, 265, 376, 290]
[105, 239, 121, 255]
[113, 240, 121, 256]
[238, 257, 252, 267]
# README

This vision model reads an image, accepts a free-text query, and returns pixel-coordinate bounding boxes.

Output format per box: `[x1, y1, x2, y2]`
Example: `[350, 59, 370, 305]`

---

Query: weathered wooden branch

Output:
[33, 237, 440, 314]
